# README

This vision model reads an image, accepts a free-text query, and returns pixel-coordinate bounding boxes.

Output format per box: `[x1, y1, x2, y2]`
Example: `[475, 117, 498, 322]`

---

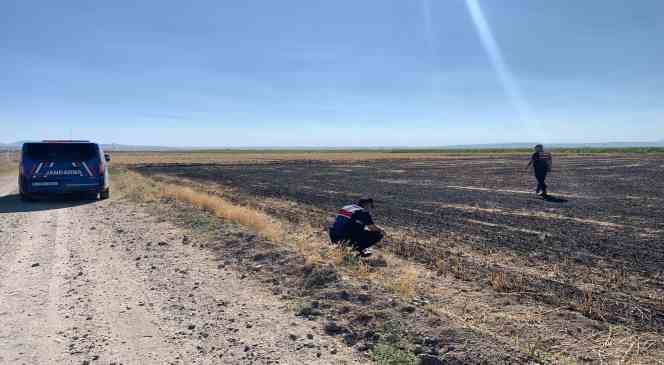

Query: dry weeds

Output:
[490, 271, 508, 291]
[384, 267, 418, 300]
[110, 151, 506, 166]
[113, 169, 284, 241]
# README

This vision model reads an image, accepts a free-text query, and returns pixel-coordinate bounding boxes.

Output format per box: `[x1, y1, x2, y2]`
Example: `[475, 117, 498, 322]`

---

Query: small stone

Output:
[306, 333, 314, 340]
[31, 263, 40, 267]
[188, 324, 196, 330]
[323, 321, 345, 335]
[342, 333, 357, 346]
[400, 305, 416, 313]
[289, 334, 298, 341]
[158, 241, 168, 246]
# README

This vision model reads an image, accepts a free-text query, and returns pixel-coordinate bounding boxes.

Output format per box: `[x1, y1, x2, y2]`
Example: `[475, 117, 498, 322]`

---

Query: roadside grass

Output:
[162, 184, 284, 242]
[112, 168, 284, 241]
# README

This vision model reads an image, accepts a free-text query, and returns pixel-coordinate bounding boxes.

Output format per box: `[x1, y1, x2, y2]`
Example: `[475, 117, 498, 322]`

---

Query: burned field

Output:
[134, 153, 664, 362]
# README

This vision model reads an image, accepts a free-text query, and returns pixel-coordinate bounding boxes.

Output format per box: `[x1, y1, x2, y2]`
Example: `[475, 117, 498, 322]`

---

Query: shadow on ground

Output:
[0, 194, 96, 214]
[542, 194, 568, 203]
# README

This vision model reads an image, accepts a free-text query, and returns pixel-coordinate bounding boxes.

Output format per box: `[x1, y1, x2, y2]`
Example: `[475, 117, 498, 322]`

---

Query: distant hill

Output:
[0, 141, 27, 151]
[101, 143, 182, 152]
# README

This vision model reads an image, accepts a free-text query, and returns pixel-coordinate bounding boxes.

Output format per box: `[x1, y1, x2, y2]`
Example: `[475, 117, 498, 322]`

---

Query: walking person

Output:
[329, 197, 384, 257]
[526, 144, 552, 196]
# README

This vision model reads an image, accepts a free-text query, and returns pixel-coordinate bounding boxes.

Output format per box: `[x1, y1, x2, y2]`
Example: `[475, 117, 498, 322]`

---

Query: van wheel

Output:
[100, 188, 110, 200]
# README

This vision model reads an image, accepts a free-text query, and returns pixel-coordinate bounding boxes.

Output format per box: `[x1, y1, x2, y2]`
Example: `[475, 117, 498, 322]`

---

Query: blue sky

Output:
[1, 0, 662, 147]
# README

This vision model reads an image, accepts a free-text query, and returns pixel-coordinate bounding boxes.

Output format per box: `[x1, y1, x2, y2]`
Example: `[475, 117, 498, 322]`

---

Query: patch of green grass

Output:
[289, 299, 322, 317]
[371, 343, 419, 365]
[371, 321, 419, 365]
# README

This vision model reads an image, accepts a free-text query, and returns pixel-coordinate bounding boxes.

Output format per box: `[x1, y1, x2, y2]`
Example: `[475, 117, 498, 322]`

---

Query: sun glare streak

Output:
[465, 0, 537, 129]
[421, 0, 435, 57]
[420, 0, 440, 100]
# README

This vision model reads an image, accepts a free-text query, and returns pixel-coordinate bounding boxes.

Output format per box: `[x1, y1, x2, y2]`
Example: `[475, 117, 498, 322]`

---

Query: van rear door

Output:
[23, 143, 101, 185]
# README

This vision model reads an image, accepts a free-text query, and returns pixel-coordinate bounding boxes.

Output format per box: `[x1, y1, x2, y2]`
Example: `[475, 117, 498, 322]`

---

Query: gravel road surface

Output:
[0, 175, 364, 364]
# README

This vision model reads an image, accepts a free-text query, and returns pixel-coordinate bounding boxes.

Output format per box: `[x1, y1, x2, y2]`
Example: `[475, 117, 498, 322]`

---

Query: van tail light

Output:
[19, 164, 25, 177]
[99, 159, 105, 177]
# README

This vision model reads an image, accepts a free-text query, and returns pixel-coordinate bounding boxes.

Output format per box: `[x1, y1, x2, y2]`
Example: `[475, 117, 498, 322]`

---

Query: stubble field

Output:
[125, 151, 664, 363]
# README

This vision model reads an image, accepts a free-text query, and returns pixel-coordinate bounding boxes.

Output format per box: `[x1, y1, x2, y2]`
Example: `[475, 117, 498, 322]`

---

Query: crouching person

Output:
[329, 197, 384, 257]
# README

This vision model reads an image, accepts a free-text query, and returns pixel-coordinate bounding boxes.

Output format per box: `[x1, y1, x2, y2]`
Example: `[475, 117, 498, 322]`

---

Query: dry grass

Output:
[113, 169, 284, 241]
[578, 287, 596, 318]
[384, 267, 418, 300]
[110, 151, 499, 166]
[161, 184, 285, 241]
[490, 271, 509, 291]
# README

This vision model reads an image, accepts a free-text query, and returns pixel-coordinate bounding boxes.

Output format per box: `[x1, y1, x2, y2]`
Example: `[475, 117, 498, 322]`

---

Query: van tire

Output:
[100, 188, 110, 200]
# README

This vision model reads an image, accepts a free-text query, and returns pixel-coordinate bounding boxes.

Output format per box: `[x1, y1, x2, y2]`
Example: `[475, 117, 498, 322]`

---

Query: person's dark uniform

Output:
[329, 199, 383, 253]
[531, 150, 552, 196]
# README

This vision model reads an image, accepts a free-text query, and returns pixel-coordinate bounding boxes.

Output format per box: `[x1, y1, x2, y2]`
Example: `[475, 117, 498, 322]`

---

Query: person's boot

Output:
[359, 248, 373, 257]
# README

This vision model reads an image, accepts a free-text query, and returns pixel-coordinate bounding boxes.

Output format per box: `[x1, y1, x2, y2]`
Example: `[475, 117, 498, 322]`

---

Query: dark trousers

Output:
[329, 228, 383, 252]
[535, 168, 548, 195]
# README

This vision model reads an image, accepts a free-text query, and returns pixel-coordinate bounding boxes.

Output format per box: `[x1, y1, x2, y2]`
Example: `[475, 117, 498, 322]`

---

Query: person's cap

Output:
[357, 196, 374, 206]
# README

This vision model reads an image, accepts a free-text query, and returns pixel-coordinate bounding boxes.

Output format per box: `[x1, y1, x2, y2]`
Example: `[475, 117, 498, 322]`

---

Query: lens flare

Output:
[421, 0, 435, 57]
[465, 0, 538, 131]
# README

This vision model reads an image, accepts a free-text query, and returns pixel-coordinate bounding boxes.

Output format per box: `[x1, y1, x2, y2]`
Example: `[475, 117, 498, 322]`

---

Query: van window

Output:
[23, 143, 99, 162]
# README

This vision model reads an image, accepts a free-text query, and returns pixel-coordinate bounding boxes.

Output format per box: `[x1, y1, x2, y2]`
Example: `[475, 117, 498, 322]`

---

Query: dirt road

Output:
[0, 175, 363, 364]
